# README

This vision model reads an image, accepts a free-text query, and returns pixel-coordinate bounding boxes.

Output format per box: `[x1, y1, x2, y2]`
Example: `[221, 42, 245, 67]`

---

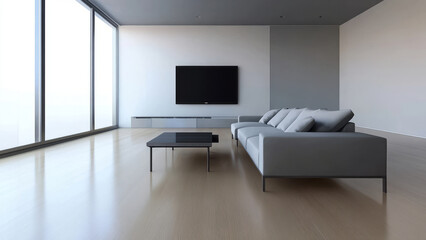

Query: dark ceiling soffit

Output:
[81, 0, 120, 27]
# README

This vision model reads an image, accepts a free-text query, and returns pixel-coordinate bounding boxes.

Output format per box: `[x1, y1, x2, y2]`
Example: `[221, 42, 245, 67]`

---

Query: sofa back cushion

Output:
[267, 108, 292, 127]
[276, 108, 305, 131]
[292, 108, 319, 121]
[285, 117, 315, 132]
[310, 109, 354, 132]
[259, 109, 279, 124]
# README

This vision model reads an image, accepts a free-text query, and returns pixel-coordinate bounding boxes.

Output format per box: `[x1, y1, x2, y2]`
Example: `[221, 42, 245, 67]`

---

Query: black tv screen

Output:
[176, 66, 238, 104]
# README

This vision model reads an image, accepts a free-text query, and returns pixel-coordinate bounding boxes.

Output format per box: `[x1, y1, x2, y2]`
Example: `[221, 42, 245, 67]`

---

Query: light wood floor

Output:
[1, 128, 426, 240]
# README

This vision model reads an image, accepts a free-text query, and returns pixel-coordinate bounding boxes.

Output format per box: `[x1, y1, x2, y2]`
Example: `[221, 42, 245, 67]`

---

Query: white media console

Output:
[131, 116, 238, 128]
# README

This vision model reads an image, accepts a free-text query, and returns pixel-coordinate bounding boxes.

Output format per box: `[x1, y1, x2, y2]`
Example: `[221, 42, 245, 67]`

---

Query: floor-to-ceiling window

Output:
[95, 14, 116, 129]
[45, 0, 91, 140]
[0, 0, 118, 156]
[0, 0, 36, 151]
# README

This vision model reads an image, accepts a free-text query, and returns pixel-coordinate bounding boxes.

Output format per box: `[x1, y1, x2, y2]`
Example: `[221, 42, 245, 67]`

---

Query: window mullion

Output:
[90, 8, 95, 131]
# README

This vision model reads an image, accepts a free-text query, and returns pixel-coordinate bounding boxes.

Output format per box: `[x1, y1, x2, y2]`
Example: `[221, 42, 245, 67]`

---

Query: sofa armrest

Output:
[238, 115, 262, 122]
[258, 132, 387, 177]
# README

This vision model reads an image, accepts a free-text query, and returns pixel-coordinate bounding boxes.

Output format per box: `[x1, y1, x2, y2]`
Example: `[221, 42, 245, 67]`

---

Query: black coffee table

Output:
[147, 132, 219, 172]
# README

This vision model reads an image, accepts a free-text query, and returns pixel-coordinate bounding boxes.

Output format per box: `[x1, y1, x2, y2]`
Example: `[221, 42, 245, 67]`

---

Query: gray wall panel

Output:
[270, 26, 339, 110]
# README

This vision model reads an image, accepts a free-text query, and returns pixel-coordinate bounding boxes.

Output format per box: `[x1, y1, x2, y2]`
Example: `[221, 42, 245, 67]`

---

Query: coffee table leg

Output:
[150, 147, 152, 172]
[207, 147, 210, 172]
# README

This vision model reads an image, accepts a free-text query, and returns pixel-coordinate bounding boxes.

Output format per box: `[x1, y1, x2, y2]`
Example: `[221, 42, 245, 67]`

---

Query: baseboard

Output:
[356, 126, 426, 140]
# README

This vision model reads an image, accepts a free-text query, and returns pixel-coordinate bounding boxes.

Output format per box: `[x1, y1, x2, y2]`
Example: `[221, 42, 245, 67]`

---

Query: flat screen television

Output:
[176, 66, 238, 104]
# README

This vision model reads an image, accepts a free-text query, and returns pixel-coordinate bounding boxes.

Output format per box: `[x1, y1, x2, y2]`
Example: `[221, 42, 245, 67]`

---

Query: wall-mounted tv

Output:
[176, 66, 238, 104]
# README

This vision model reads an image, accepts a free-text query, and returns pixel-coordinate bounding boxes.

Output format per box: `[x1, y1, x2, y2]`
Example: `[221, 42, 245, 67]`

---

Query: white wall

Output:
[119, 26, 270, 127]
[340, 0, 426, 137]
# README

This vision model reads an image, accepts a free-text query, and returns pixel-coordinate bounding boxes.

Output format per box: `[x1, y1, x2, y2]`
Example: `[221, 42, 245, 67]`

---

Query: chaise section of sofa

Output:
[258, 132, 387, 192]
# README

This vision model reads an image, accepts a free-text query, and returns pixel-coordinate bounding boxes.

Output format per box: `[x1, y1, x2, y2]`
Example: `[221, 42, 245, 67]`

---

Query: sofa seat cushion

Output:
[246, 136, 260, 167]
[238, 127, 284, 148]
[267, 108, 292, 127]
[231, 122, 271, 139]
[259, 109, 280, 124]
[310, 109, 354, 132]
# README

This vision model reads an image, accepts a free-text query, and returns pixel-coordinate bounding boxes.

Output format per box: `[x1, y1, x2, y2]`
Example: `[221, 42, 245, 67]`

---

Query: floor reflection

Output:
[1, 128, 426, 239]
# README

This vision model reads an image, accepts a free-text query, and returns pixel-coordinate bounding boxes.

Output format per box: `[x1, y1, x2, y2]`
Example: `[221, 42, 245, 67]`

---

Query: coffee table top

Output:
[147, 132, 216, 147]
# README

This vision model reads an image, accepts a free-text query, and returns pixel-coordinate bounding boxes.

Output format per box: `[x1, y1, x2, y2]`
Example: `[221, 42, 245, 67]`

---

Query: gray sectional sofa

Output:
[231, 108, 387, 192]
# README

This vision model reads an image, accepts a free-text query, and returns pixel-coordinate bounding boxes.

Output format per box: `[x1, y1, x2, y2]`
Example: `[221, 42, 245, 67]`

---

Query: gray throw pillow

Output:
[310, 109, 354, 132]
[285, 117, 315, 132]
[259, 109, 279, 124]
[276, 108, 305, 131]
[293, 109, 319, 120]
[267, 108, 292, 127]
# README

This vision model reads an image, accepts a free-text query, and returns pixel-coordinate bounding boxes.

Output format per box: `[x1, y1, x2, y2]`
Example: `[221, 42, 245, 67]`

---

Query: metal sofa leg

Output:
[262, 176, 266, 192]
[236, 139, 239, 147]
[383, 177, 387, 193]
